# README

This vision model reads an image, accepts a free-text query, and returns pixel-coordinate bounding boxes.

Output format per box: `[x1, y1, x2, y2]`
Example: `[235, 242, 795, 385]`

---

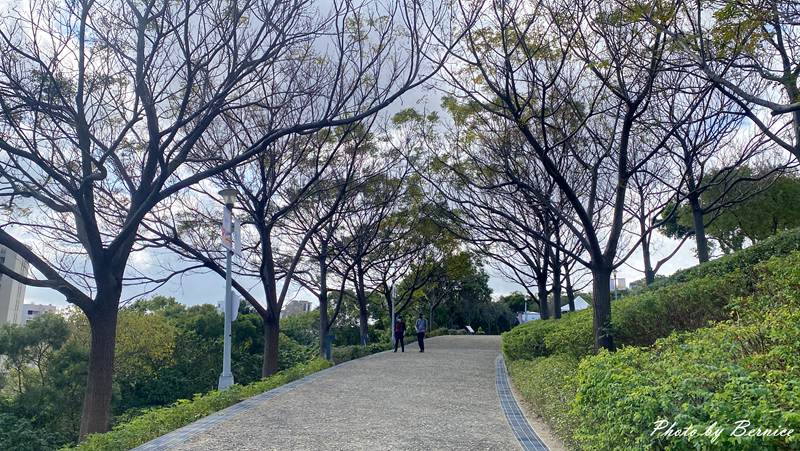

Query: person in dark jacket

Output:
[394, 316, 406, 352]
[415, 313, 427, 352]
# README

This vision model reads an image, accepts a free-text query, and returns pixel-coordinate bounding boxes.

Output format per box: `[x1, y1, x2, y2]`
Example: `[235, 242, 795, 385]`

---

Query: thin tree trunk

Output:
[689, 194, 710, 263]
[355, 264, 369, 346]
[262, 313, 280, 376]
[318, 250, 331, 360]
[591, 267, 615, 352]
[641, 233, 655, 285]
[537, 274, 550, 320]
[564, 264, 576, 312]
[79, 302, 119, 438]
[552, 251, 562, 319]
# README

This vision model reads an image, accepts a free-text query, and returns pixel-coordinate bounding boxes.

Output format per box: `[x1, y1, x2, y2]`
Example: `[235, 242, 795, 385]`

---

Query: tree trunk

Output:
[537, 275, 549, 320]
[564, 265, 576, 312]
[262, 314, 280, 376]
[642, 238, 655, 285]
[688, 194, 710, 263]
[79, 303, 119, 438]
[355, 265, 369, 346]
[591, 267, 615, 352]
[551, 251, 562, 319]
[318, 251, 331, 360]
[385, 285, 394, 344]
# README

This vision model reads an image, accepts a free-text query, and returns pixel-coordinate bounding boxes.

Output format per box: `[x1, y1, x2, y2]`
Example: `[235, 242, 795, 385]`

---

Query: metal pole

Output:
[218, 205, 235, 391]
[613, 270, 618, 301]
[390, 285, 396, 345]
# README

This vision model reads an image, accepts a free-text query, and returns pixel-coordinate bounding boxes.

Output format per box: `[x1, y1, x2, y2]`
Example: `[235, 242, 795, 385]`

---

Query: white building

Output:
[561, 295, 591, 312]
[281, 300, 312, 318]
[21, 303, 60, 325]
[517, 296, 592, 324]
[0, 245, 30, 325]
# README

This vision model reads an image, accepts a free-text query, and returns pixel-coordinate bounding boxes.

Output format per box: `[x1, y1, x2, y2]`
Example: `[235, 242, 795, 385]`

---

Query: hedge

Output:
[507, 355, 580, 448]
[68, 359, 331, 451]
[501, 271, 749, 362]
[572, 253, 800, 449]
[500, 229, 800, 362]
[648, 227, 800, 290]
[506, 250, 800, 450]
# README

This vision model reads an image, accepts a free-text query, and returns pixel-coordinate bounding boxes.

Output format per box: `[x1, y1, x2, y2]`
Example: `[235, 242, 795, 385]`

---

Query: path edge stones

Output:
[132, 352, 387, 451]
[495, 355, 551, 451]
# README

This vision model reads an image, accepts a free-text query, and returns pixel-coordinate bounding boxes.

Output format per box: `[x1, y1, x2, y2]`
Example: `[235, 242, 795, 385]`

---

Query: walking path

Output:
[135, 336, 549, 450]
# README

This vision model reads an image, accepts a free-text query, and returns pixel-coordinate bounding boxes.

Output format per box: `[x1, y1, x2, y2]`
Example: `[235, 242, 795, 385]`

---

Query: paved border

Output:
[133, 354, 383, 451]
[496, 355, 550, 451]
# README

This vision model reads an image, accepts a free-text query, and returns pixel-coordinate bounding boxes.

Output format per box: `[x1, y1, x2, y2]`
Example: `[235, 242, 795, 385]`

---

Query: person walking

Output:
[394, 316, 406, 352]
[415, 313, 427, 353]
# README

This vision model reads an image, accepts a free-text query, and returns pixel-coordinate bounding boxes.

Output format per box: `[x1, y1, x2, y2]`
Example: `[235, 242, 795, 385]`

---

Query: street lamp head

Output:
[218, 187, 238, 207]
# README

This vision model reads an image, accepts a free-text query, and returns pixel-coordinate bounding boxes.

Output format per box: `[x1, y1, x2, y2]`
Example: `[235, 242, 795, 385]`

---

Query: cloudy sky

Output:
[18, 83, 704, 309]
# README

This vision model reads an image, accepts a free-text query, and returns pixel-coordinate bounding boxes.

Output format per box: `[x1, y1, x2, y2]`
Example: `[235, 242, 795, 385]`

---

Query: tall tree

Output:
[443, 0, 706, 350]
[676, 0, 800, 163]
[0, 0, 454, 434]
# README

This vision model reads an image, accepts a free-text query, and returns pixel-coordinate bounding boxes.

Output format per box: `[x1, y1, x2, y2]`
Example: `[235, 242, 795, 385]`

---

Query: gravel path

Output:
[165, 335, 522, 450]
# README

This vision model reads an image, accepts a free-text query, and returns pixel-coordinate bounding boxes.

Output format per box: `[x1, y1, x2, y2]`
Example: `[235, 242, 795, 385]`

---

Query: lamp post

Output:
[218, 187, 238, 391]
[613, 269, 618, 301]
[390, 285, 396, 345]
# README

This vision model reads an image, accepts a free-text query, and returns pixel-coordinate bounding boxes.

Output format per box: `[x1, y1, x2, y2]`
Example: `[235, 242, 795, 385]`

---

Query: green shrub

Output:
[69, 359, 331, 451]
[331, 342, 393, 364]
[572, 321, 800, 450]
[611, 272, 750, 347]
[0, 413, 64, 451]
[503, 253, 757, 362]
[501, 318, 564, 360]
[649, 227, 800, 290]
[571, 253, 800, 450]
[542, 312, 594, 359]
[507, 355, 580, 447]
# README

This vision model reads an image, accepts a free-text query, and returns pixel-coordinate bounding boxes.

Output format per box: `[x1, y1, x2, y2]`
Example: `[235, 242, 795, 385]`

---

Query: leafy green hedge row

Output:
[68, 359, 332, 451]
[505, 250, 800, 450]
[501, 271, 749, 361]
[506, 355, 580, 448]
[649, 227, 800, 289]
[573, 253, 800, 450]
[501, 230, 800, 361]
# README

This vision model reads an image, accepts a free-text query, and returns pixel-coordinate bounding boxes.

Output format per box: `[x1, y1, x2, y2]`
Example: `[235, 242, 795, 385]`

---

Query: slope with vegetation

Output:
[502, 229, 800, 449]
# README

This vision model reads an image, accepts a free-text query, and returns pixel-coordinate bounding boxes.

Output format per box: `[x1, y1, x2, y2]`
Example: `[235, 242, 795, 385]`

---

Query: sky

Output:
[25, 232, 701, 308]
[14, 84, 705, 309]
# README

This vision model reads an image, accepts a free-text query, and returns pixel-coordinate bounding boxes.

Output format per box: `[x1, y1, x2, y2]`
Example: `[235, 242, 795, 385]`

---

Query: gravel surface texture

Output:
[170, 335, 521, 450]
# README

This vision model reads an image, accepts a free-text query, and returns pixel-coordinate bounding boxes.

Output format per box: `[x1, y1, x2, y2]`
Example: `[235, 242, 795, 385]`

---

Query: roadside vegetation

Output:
[503, 229, 800, 449]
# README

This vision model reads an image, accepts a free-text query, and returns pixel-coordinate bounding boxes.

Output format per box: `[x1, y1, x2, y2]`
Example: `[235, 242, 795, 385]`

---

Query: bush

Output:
[69, 359, 331, 451]
[569, 252, 800, 450]
[611, 272, 750, 347]
[649, 227, 800, 290]
[507, 356, 580, 447]
[572, 320, 800, 450]
[0, 413, 64, 451]
[503, 249, 760, 362]
[331, 342, 393, 364]
[501, 318, 564, 361]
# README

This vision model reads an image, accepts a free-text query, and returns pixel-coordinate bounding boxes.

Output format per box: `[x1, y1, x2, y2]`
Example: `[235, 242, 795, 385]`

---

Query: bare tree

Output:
[442, 0, 710, 350]
[654, 90, 790, 262]
[675, 0, 800, 162]
[0, 0, 455, 435]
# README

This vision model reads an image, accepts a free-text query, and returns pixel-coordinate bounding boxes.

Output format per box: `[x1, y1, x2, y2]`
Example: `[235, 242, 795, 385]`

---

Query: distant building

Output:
[561, 295, 590, 312]
[0, 245, 29, 325]
[21, 303, 59, 325]
[517, 296, 591, 324]
[281, 300, 312, 318]
[517, 311, 541, 323]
